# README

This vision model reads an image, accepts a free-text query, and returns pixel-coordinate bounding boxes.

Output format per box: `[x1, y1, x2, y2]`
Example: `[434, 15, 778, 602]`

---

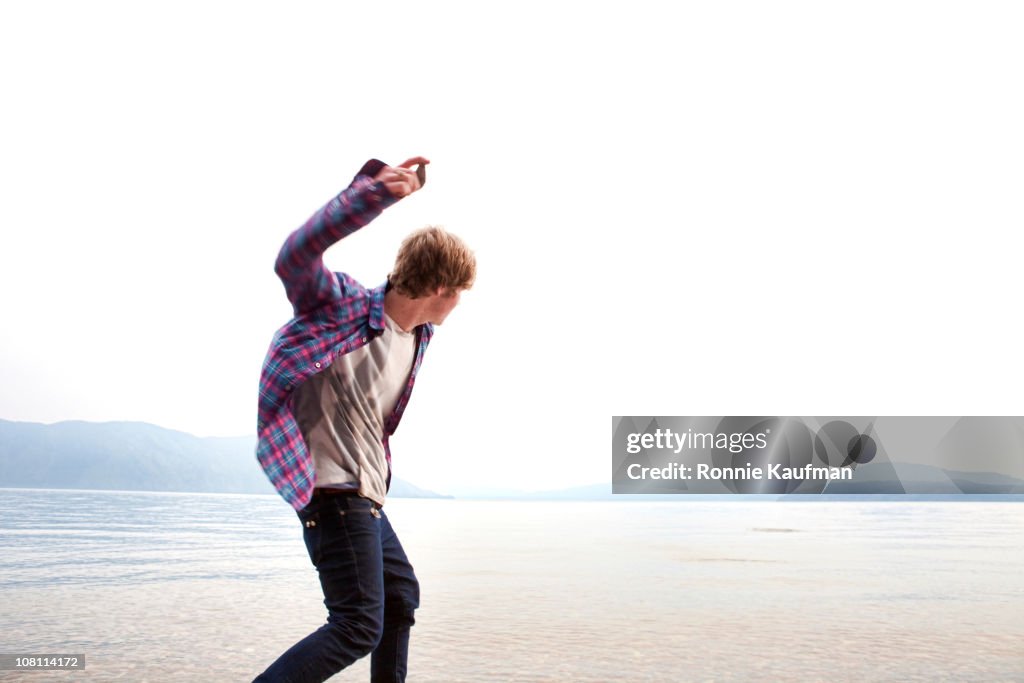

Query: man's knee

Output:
[326, 610, 384, 657]
[396, 568, 421, 606]
[383, 587, 419, 628]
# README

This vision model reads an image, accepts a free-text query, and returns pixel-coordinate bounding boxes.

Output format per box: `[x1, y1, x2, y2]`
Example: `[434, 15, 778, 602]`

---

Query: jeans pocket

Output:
[298, 508, 323, 566]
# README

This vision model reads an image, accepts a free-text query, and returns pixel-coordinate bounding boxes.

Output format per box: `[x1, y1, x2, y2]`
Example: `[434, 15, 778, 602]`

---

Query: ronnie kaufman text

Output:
[626, 463, 853, 481]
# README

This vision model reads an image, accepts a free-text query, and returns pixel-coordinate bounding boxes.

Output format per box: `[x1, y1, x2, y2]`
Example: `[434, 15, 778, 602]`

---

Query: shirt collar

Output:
[368, 281, 387, 332]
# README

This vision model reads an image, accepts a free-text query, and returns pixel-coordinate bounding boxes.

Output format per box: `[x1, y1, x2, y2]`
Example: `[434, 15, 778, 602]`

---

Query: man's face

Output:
[425, 287, 463, 325]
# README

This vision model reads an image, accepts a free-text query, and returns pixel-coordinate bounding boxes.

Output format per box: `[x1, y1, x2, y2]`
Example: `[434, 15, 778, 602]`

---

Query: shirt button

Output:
[361, 337, 367, 343]
[314, 362, 321, 368]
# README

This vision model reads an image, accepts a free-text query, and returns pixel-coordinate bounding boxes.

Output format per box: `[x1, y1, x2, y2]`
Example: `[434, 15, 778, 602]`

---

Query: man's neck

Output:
[383, 290, 423, 332]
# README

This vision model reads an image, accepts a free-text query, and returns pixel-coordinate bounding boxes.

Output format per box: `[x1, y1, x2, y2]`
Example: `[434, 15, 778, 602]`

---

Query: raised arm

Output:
[274, 157, 429, 316]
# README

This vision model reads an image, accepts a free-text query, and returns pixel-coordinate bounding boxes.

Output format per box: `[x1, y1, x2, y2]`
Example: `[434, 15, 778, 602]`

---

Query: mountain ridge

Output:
[0, 418, 449, 499]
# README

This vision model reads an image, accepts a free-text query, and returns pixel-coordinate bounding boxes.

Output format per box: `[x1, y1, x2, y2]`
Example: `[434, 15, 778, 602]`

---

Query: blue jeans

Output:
[254, 492, 420, 683]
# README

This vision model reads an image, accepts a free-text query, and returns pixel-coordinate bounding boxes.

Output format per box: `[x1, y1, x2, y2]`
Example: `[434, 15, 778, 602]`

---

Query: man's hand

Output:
[374, 156, 430, 198]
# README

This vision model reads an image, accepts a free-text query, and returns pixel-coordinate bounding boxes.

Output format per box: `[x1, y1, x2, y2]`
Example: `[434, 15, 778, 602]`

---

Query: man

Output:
[253, 156, 476, 683]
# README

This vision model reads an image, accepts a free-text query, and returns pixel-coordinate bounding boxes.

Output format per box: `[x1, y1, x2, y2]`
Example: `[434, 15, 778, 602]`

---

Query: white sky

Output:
[1, 1, 1022, 494]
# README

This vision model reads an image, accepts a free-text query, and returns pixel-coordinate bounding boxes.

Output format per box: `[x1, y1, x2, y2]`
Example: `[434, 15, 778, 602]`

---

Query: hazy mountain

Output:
[449, 462, 1024, 500]
[822, 461, 1024, 494]
[0, 419, 449, 498]
[3, 419, 1020, 501]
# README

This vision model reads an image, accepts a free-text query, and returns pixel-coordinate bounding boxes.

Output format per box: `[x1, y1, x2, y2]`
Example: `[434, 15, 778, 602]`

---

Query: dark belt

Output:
[312, 487, 359, 498]
[311, 487, 382, 510]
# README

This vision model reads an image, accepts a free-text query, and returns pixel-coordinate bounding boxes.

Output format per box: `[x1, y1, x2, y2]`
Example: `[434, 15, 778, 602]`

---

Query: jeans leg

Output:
[370, 510, 420, 683]
[254, 496, 384, 683]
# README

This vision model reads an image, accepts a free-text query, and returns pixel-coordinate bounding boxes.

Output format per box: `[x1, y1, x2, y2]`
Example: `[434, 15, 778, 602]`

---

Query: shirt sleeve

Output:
[274, 162, 397, 316]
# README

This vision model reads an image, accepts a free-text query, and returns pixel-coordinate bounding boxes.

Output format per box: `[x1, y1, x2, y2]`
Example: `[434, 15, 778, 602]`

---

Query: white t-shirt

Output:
[291, 312, 416, 506]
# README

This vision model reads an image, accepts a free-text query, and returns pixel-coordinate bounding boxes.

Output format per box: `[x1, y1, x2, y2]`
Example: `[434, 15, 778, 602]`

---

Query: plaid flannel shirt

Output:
[256, 159, 434, 511]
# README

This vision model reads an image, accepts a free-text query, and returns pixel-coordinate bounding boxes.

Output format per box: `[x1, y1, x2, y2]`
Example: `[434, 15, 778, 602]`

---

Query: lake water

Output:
[0, 489, 1022, 682]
